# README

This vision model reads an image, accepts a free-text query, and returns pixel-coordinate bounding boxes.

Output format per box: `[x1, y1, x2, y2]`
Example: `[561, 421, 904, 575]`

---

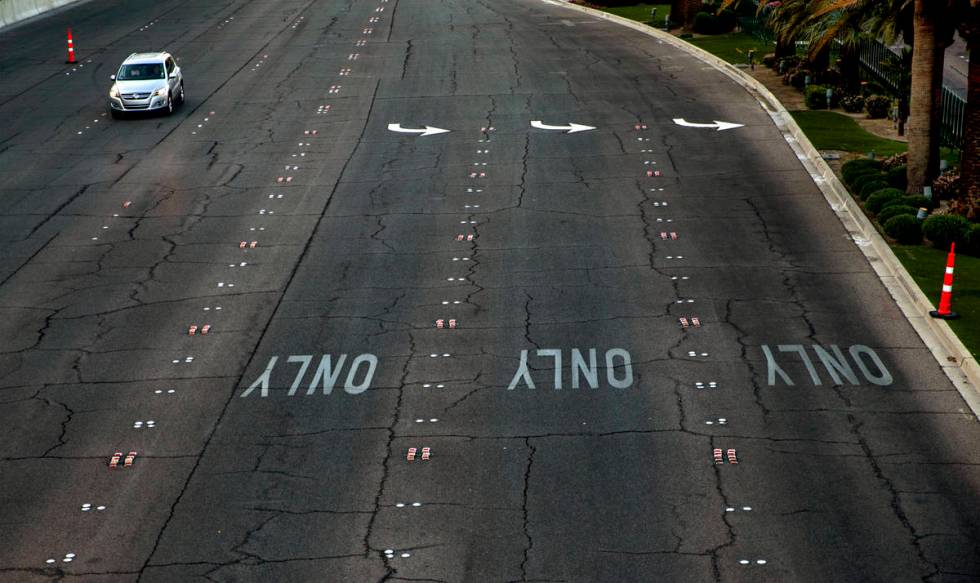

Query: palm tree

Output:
[954, 0, 979, 218]
[906, 0, 956, 193]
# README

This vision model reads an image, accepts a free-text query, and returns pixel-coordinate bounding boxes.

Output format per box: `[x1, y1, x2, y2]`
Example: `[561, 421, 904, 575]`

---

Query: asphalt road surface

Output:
[0, 0, 978, 582]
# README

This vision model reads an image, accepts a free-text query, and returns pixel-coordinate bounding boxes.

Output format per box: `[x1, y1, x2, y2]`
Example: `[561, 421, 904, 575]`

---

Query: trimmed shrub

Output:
[840, 95, 865, 113]
[852, 172, 886, 192]
[922, 214, 972, 248]
[859, 179, 891, 200]
[784, 66, 812, 89]
[778, 55, 801, 71]
[805, 85, 830, 109]
[861, 81, 887, 97]
[843, 168, 880, 188]
[881, 152, 908, 170]
[876, 205, 919, 225]
[865, 95, 891, 119]
[865, 188, 905, 214]
[901, 195, 932, 210]
[964, 224, 980, 257]
[717, 8, 737, 32]
[933, 172, 961, 200]
[852, 170, 883, 186]
[885, 165, 907, 190]
[693, 12, 720, 34]
[842, 159, 883, 182]
[883, 214, 922, 244]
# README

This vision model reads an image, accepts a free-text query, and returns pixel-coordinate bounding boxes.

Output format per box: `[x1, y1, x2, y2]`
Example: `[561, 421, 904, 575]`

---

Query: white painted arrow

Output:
[530, 120, 596, 134]
[672, 118, 744, 131]
[387, 123, 451, 136]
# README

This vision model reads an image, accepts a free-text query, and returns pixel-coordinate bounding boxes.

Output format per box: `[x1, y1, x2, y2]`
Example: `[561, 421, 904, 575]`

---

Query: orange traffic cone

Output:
[929, 243, 959, 320]
[66, 28, 76, 64]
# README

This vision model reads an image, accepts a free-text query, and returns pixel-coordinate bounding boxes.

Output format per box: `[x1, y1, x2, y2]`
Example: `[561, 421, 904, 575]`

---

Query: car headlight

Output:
[109, 84, 119, 99]
[152, 87, 168, 97]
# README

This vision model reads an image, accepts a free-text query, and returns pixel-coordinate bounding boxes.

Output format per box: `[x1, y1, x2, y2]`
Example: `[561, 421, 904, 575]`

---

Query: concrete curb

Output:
[0, 0, 81, 30]
[541, 0, 980, 417]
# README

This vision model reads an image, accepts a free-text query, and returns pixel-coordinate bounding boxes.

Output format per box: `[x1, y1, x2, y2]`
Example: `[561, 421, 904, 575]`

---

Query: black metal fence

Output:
[738, 18, 966, 149]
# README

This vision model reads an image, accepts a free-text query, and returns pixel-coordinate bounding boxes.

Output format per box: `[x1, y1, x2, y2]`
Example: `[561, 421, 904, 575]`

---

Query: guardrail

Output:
[0, 0, 80, 30]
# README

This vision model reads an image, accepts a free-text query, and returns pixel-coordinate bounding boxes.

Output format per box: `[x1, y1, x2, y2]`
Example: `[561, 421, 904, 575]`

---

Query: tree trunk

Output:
[670, 0, 704, 29]
[960, 41, 980, 220]
[775, 36, 795, 60]
[809, 43, 830, 72]
[906, 0, 943, 194]
[898, 98, 908, 136]
[838, 44, 861, 93]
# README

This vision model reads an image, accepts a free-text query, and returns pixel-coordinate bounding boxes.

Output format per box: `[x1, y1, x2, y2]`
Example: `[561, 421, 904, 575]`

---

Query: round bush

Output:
[876, 205, 919, 225]
[922, 214, 972, 249]
[805, 85, 829, 109]
[886, 165, 907, 190]
[881, 196, 916, 210]
[901, 195, 932, 210]
[693, 12, 720, 34]
[852, 171, 885, 189]
[865, 188, 905, 214]
[859, 179, 891, 200]
[717, 8, 737, 32]
[842, 160, 883, 185]
[865, 95, 892, 119]
[963, 224, 980, 257]
[884, 214, 922, 244]
[844, 168, 881, 189]
[842, 158, 882, 174]
[840, 95, 865, 113]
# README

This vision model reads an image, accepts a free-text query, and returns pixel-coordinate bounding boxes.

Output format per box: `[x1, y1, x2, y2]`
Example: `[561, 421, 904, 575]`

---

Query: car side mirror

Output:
[110, 74, 116, 80]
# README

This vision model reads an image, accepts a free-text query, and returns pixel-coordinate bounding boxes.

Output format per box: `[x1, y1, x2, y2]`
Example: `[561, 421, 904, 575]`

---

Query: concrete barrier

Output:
[0, 0, 81, 30]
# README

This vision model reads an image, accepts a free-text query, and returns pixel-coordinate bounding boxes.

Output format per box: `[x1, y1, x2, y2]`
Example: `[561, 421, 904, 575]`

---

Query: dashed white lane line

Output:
[384, 549, 411, 559]
[80, 503, 106, 511]
[46, 553, 76, 564]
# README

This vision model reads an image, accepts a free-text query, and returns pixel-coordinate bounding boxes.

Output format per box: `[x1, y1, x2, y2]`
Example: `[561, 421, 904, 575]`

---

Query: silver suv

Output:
[108, 52, 184, 118]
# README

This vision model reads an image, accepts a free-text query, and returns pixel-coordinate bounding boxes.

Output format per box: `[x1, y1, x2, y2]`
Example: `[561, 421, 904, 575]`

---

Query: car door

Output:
[165, 57, 178, 93]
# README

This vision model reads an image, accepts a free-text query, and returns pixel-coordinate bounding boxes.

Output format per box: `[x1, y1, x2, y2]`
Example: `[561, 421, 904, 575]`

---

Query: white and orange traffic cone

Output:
[929, 243, 959, 320]
[66, 28, 76, 64]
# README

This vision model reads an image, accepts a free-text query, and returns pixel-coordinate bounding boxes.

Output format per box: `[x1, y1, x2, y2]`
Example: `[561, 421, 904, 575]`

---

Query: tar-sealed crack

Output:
[517, 437, 536, 583]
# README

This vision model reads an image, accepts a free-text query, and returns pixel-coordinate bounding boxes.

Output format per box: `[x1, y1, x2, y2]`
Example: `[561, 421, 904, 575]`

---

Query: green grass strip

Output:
[893, 245, 980, 359]
[687, 32, 774, 66]
[790, 110, 907, 157]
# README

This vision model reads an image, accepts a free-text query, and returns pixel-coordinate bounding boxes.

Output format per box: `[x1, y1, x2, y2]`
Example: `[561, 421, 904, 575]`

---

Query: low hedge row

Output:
[840, 159, 979, 255]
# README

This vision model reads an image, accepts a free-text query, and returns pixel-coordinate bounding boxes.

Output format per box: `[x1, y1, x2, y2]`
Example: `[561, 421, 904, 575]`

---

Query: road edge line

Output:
[539, 0, 980, 417]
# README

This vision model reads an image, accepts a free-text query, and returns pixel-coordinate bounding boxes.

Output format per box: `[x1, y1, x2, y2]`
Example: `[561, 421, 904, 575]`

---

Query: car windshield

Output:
[116, 63, 165, 80]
